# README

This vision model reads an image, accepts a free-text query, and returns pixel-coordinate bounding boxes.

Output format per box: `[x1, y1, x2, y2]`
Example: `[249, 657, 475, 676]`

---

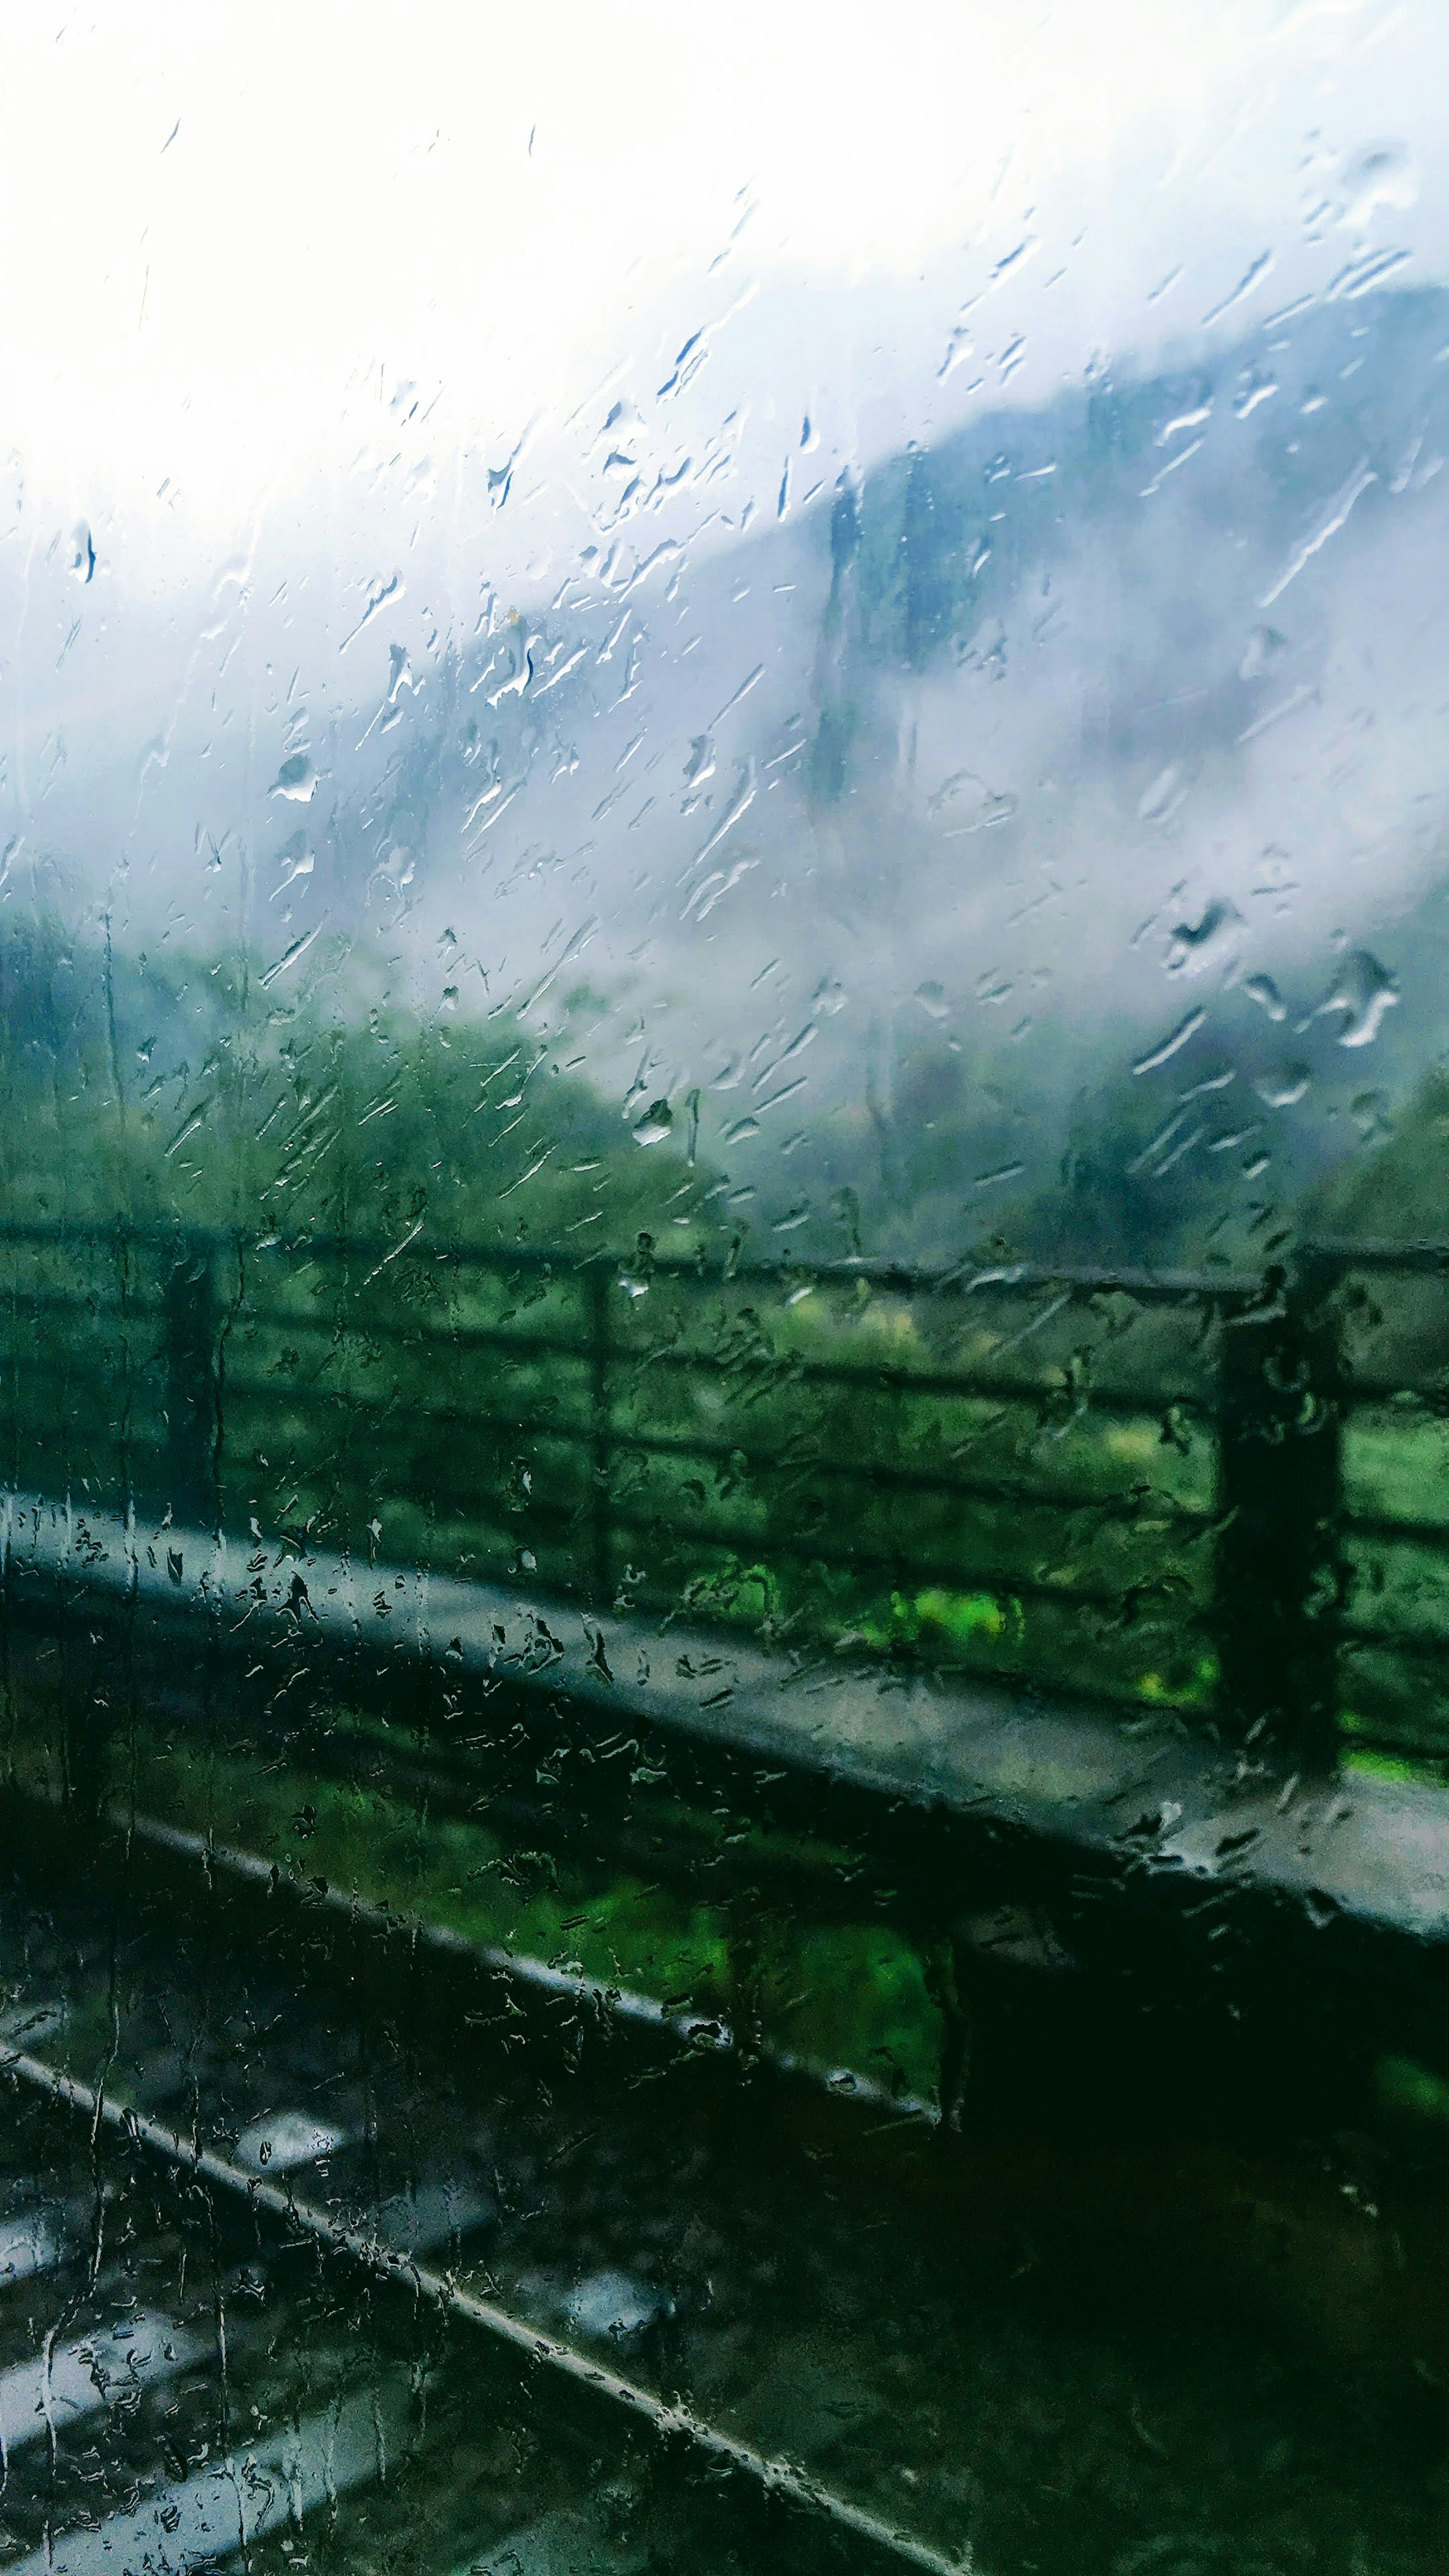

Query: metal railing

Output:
[4, 1218, 1449, 1764]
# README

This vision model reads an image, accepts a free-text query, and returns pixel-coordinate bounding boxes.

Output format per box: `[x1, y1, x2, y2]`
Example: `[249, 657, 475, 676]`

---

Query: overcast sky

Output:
[0, 1, 1446, 1244]
[2, 0, 1445, 581]
[2, 0, 1448, 1055]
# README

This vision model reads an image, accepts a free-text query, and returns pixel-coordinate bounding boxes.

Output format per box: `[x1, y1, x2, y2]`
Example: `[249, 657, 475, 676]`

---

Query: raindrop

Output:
[927, 770, 1020, 832]
[1166, 899, 1241, 972]
[1240, 626, 1286, 681]
[270, 830, 314, 900]
[1156, 403, 1212, 447]
[1242, 973, 1286, 1021]
[563, 2270, 672, 2345]
[1336, 140, 1418, 232]
[386, 641, 420, 703]
[1351, 1090, 1393, 1141]
[631, 1099, 673, 1146]
[1138, 766, 1186, 826]
[914, 981, 949, 1021]
[1178, 1063, 1235, 1102]
[681, 733, 715, 812]
[1254, 1063, 1312, 1108]
[270, 753, 317, 803]
[1234, 368, 1277, 420]
[1308, 950, 1399, 1048]
[1133, 1009, 1206, 1076]
[68, 521, 95, 583]
[234, 2111, 351, 2175]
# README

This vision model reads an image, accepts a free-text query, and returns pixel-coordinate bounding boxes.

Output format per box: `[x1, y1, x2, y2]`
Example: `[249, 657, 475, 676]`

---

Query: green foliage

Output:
[0, 913, 711, 1255]
[6, 907, 1448, 1761]
[0, 918, 1225, 1715]
[1311, 1060, 1449, 1241]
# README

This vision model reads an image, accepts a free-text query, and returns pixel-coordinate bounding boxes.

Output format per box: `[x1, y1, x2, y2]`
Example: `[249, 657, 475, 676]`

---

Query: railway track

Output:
[0, 2091, 691, 2576]
[0, 1802, 963, 2576]
[0, 1791, 1443, 2572]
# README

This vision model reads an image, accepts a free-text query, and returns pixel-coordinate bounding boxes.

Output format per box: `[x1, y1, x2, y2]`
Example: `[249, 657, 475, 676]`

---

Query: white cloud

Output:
[0, 0, 1444, 555]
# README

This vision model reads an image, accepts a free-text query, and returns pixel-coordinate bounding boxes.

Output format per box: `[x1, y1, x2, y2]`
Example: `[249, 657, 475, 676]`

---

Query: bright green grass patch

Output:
[97, 1717, 944, 2107]
[1376, 2052, 1449, 2123]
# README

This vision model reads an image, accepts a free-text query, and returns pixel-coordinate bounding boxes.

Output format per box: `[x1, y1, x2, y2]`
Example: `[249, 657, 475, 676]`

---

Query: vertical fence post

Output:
[163, 1235, 219, 1534]
[112, 1220, 135, 1523]
[1215, 1251, 1344, 1770]
[587, 1262, 612, 1606]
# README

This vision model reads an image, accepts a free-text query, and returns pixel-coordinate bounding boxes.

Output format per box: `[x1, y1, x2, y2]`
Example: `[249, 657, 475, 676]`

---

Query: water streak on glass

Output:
[0, 8, 1446, 2571]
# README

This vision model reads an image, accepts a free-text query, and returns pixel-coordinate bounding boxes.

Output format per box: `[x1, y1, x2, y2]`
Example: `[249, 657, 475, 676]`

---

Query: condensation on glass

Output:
[0, 9, 1444, 2573]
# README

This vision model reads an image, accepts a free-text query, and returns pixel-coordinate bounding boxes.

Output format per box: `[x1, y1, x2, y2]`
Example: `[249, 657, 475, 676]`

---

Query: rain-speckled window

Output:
[2, 8, 1449, 2572]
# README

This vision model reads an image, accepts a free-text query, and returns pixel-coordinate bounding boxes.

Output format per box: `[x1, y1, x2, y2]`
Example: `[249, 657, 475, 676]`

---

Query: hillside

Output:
[7, 289, 1449, 1270]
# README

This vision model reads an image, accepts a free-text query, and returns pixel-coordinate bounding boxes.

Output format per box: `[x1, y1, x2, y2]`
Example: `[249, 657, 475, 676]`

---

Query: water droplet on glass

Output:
[1138, 765, 1186, 825]
[270, 753, 317, 803]
[270, 830, 314, 899]
[563, 2270, 672, 2345]
[1166, 899, 1242, 973]
[68, 521, 95, 583]
[1240, 626, 1286, 681]
[1335, 140, 1417, 232]
[1254, 1063, 1312, 1108]
[1242, 973, 1286, 1021]
[1351, 1090, 1393, 1141]
[1234, 368, 1278, 420]
[1310, 950, 1399, 1048]
[928, 770, 1019, 834]
[234, 2111, 351, 2175]
[631, 1100, 672, 1146]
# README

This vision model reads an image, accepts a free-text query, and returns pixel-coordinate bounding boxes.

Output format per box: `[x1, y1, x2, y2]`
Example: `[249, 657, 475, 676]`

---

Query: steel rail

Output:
[0, 2044, 963, 2576]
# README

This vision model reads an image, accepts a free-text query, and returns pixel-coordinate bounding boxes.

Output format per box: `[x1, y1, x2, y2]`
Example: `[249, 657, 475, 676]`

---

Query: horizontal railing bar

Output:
[0, 1287, 167, 1326]
[1306, 1236, 1449, 1278]
[25, 1213, 1449, 1745]
[2, 1367, 1215, 1530]
[0, 1312, 591, 1374]
[1341, 1510, 1449, 1549]
[219, 1308, 1221, 1417]
[596, 1426, 1212, 1521]
[17, 1304, 1449, 1427]
[14, 1212, 1449, 1296]
[1340, 1623, 1449, 1659]
[0, 1311, 1220, 1424]
[0, 1216, 1266, 1303]
[0, 1315, 1223, 1426]
[632, 1346, 1214, 1416]
[1340, 1379, 1449, 1411]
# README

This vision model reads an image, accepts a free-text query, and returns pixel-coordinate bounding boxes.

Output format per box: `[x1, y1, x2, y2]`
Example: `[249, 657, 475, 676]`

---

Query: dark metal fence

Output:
[5, 1219, 1449, 1766]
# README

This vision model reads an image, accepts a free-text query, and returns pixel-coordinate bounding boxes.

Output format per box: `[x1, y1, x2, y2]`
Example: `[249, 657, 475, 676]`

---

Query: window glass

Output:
[0, 9, 1447, 2571]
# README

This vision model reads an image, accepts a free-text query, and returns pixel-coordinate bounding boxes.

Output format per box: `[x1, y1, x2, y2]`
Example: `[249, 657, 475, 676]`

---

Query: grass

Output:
[5, 1699, 947, 2108]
